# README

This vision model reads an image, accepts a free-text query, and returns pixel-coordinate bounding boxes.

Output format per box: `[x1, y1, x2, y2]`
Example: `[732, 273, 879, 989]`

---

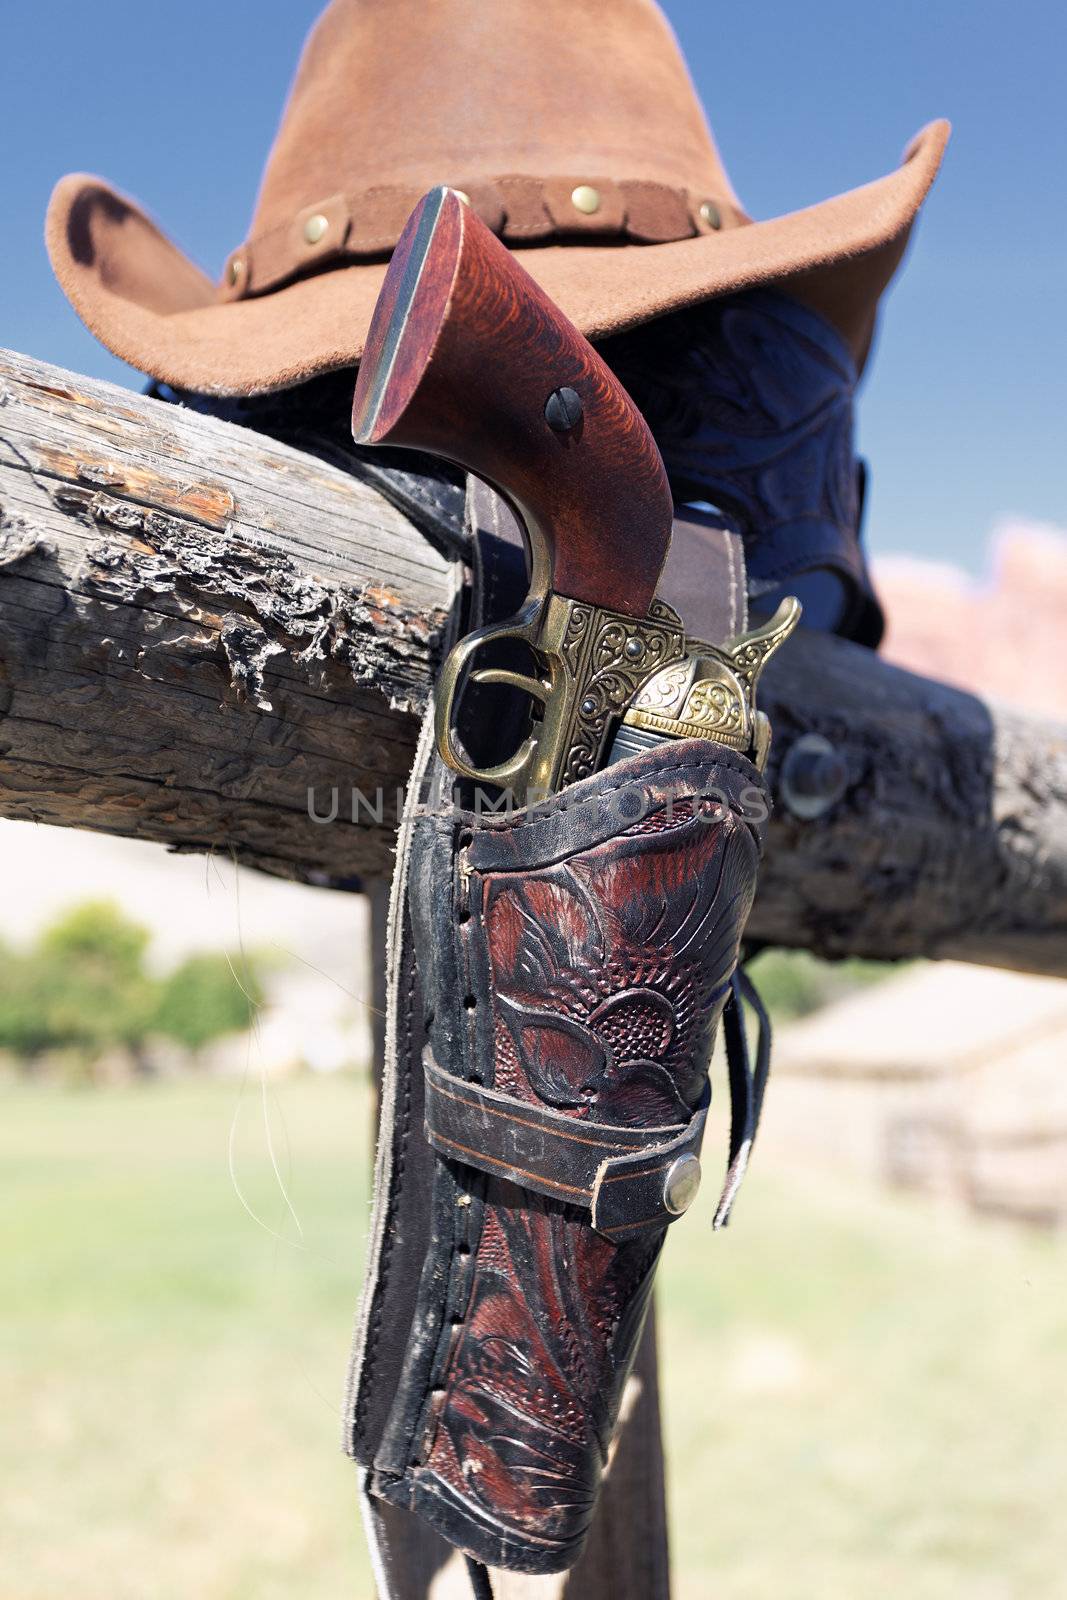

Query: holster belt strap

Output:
[423, 1049, 709, 1240]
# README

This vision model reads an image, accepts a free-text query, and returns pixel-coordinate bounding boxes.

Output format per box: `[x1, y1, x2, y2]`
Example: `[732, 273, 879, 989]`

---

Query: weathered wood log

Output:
[2, 347, 1065, 973]
[0, 347, 454, 883]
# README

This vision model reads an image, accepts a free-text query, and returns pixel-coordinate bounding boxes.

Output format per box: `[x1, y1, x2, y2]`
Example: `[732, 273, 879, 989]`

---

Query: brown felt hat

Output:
[46, 0, 948, 396]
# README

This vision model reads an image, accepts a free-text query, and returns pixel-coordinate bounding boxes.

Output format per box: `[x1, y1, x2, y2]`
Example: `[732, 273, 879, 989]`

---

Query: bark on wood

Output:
[2, 348, 1065, 974]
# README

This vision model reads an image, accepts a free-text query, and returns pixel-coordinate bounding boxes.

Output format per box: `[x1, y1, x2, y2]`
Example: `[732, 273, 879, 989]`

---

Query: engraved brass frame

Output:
[435, 593, 799, 798]
[434, 592, 687, 799]
[622, 598, 800, 773]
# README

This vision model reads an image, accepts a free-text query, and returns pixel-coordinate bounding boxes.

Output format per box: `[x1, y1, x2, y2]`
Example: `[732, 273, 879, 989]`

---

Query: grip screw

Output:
[545, 386, 583, 432]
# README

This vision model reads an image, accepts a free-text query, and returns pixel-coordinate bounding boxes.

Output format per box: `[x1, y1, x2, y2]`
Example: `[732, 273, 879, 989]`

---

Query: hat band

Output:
[219, 175, 740, 300]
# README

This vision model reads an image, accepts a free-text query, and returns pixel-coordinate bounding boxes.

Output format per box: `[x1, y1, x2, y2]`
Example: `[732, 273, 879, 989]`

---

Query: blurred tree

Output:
[748, 947, 906, 1022]
[0, 935, 50, 1057]
[153, 954, 262, 1051]
[0, 902, 155, 1061]
[33, 901, 158, 1062]
[0, 900, 262, 1074]
[38, 899, 150, 974]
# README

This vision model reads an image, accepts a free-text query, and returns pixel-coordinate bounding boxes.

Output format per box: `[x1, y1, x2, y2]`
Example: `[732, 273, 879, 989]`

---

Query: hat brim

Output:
[46, 121, 948, 397]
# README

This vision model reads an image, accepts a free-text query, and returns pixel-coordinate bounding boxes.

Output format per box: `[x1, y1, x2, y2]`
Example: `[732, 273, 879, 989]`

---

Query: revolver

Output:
[352, 186, 796, 799]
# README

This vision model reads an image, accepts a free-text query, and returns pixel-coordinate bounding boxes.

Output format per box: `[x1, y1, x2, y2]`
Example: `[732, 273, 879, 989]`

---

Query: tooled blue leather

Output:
[601, 288, 883, 646]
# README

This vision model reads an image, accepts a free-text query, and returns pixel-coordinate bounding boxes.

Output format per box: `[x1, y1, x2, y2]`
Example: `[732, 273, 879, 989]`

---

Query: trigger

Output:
[471, 667, 550, 703]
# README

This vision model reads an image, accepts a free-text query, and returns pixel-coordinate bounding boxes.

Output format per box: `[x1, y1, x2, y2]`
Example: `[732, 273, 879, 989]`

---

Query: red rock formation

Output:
[875, 520, 1067, 717]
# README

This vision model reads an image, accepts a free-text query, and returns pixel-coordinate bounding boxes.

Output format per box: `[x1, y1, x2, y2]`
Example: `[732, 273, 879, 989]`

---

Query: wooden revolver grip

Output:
[351, 186, 673, 619]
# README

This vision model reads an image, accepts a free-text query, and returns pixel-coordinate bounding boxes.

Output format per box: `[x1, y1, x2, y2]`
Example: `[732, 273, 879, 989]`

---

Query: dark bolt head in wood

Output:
[544, 386, 584, 432]
[780, 732, 849, 820]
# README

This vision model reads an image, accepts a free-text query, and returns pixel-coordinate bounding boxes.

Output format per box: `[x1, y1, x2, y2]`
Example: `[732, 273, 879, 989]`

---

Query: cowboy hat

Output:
[46, 0, 948, 397]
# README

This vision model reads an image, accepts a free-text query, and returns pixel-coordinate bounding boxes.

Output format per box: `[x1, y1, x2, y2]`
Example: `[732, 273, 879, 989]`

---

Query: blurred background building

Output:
[752, 519, 1067, 1229]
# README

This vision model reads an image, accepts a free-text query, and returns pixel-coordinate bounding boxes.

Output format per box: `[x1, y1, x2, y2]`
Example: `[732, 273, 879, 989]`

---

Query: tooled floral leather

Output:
[372, 742, 767, 1572]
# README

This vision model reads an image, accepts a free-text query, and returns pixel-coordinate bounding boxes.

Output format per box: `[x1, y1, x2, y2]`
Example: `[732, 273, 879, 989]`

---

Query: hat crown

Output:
[46, 0, 948, 395]
[251, 0, 736, 235]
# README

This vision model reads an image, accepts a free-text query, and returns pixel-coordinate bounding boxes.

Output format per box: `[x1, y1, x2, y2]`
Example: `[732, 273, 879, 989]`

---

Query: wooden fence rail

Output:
[2, 348, 1064, 973]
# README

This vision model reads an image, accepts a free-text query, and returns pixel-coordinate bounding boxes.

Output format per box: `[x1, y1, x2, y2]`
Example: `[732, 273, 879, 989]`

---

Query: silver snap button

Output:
[663, 1153, 701, 1215]
[303, 213, 329, 245]
[226, 257, 243, 287]
[699, 200, 722, 230]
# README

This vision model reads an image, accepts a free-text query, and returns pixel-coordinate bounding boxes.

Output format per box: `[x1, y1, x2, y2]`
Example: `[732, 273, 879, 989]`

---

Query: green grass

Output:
[660, 1164, 1067, 1600]
[1, 1074, 373, 1600]
[3, 1075, 1066, 1598]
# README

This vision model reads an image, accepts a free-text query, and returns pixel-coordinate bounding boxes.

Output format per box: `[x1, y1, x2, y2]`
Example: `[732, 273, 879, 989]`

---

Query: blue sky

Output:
[2, 1, 1063, 572]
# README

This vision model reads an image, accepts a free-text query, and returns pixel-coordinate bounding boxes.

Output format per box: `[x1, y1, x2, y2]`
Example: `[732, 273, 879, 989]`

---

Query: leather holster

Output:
[347, 478, 767, 1583]
[375, 740, 765, 1571]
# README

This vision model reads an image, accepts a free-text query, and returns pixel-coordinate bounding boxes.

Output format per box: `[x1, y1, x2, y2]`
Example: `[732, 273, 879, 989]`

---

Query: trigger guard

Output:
[434, 596, 548, 793]
[435, 722, 539, 793]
